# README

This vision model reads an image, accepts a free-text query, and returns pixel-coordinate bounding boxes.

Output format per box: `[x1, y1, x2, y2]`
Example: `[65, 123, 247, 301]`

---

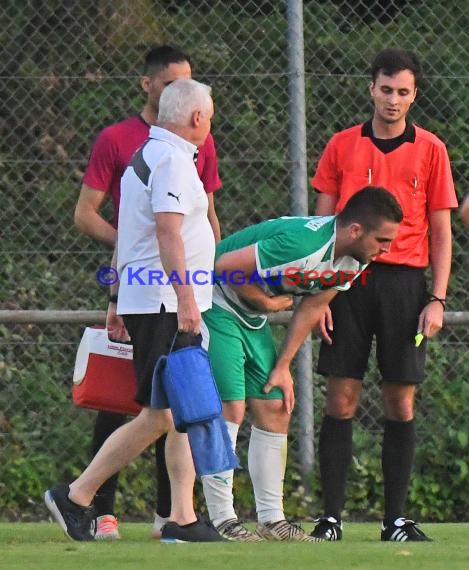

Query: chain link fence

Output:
[1, 0, 468, 521]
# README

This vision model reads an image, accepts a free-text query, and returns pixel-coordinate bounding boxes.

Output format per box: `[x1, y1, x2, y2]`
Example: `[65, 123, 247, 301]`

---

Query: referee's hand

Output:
[315, 305, 333, 344]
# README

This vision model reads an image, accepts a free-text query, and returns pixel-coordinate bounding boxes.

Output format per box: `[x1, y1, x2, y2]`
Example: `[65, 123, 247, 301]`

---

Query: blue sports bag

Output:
[151, 333, 222, 432]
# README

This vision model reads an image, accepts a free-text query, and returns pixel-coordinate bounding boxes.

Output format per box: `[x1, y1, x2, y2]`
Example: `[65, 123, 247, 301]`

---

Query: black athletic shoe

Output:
[45, 485, 96, 541]
[381, 517, 432, 542]
[310, 516, 343, 541]
[161, 516, 227, 543]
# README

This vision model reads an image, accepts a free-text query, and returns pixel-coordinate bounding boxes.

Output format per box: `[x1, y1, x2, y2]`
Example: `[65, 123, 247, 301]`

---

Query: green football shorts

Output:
[203, 304, 283, 401]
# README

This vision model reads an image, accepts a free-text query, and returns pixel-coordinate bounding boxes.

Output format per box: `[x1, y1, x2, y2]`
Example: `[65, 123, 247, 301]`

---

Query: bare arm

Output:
[461, 194, 469, 230]
[207, 192, 221, 243]
[215, 245, 293, 312]
[156, 212, 201, 334]
[276, 289, 338, 369]
[314, 192, 338, 216]
[74, 184, 116, 247]
[418, 209, 452, 338]
[264, 289, 338, 414]
[106, 240, 130, 342]
[312, 191, 338, 341]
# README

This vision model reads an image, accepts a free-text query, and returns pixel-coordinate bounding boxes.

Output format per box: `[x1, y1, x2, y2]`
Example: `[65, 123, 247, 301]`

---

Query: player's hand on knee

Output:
[263, 365, 295, 414]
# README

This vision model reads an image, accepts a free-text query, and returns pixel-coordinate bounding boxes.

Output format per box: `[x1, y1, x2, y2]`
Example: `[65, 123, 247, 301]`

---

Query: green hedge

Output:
[1, 0, 468, 521]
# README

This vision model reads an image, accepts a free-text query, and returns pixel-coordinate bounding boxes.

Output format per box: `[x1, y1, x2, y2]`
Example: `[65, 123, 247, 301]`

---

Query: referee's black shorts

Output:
[123, 310, 202, 406]
[317, 262, 428, 384]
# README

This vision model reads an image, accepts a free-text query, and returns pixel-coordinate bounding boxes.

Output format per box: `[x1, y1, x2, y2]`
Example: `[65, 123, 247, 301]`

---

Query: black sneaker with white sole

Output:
[310, 516, 342, 541]
[381, 517, 432, 542]
[161, 516, 227, 543]
[44, 485, 96, 541]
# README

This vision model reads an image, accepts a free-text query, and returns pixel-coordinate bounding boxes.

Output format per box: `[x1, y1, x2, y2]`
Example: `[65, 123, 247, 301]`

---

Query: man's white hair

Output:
[158, 79, 212, 125]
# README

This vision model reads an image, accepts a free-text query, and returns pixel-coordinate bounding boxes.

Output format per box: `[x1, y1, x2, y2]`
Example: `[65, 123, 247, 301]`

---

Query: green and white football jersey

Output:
[213, 216, 367, 328]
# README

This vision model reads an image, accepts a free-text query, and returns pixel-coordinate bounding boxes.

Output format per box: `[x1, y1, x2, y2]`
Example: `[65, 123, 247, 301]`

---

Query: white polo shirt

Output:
[117, 126, 215, 314]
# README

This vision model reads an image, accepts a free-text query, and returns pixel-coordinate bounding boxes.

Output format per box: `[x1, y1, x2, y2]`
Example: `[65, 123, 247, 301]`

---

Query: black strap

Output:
[427, 294, 446, 310]
[169, 330, 202, 354]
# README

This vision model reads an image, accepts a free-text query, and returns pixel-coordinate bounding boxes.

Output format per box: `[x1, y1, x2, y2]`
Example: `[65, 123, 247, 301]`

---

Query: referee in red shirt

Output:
[309, 48, 458, 543]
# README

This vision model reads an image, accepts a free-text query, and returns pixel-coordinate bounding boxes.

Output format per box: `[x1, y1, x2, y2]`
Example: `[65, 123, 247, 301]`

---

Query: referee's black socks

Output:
[382, 418, 416, 524]
[319, 415, 353, 521]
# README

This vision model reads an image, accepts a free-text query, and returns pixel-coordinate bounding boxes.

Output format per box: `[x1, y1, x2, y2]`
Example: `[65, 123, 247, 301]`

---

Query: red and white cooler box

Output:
[72, 327, 142, 416]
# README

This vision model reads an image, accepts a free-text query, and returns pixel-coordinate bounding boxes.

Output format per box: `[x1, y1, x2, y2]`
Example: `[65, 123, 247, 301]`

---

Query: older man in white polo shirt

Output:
[45, 79, 223, 543]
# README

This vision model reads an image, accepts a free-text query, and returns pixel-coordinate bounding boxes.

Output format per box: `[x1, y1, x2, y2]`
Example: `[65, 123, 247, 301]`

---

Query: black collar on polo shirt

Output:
[362, 119, 416, 154]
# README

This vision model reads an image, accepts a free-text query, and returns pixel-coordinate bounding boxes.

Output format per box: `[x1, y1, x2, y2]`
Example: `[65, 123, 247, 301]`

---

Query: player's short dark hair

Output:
[370, 48, 422, 87]
[143, 45, 192, 77]
[337, 186, 403, 231]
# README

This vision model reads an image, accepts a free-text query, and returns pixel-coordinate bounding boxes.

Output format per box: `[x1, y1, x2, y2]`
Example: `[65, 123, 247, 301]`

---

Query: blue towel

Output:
[187, 416, 239, 476]
[151, 343, 239, 476]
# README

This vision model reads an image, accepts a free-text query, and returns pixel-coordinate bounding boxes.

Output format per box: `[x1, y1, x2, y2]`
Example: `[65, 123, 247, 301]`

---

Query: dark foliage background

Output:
[1, 0, 468, 522]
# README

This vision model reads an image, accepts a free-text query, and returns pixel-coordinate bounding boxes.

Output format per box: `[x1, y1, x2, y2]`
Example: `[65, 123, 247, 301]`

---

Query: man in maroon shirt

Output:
[74, 45, 222, 540]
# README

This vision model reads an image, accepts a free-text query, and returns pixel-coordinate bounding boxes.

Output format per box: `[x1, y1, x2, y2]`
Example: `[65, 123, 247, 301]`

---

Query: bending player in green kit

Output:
[199, 186, 403, 542]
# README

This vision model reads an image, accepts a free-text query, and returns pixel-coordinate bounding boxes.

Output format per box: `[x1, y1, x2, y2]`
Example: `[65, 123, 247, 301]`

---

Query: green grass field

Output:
[1, 522, 468, 570]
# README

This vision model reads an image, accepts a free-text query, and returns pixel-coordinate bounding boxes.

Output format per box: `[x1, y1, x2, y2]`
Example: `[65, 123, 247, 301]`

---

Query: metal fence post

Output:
[286, 0, 314, 487]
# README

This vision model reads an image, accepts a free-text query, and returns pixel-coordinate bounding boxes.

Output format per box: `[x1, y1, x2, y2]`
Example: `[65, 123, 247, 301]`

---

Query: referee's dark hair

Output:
[371, 48, 422, 87]
[337, 186, 403, 231]
[143, 45, 192, 77]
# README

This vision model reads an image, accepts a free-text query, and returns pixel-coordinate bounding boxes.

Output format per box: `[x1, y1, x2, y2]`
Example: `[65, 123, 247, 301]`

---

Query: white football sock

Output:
[201, 421, 239, 526]
[248, 425, 287, 524]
